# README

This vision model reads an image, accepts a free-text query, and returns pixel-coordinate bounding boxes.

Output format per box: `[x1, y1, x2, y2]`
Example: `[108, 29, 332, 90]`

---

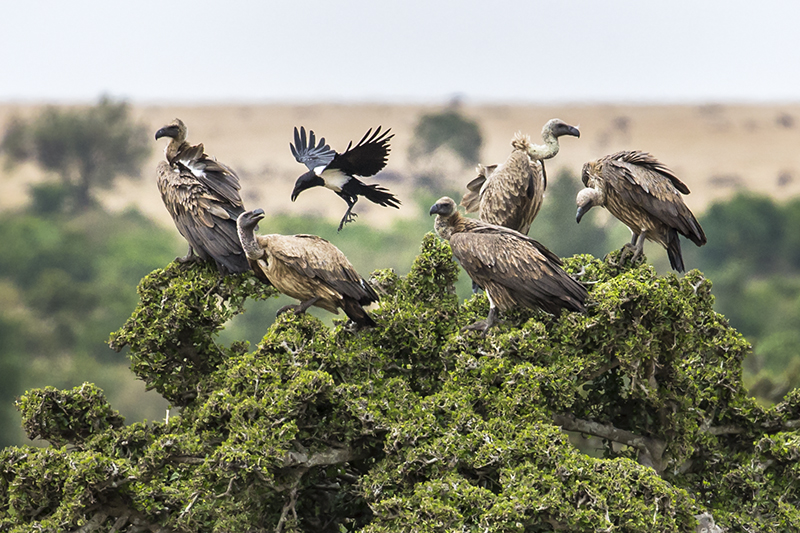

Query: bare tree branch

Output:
[553, 413, 667, 472]
[72, 511, 109, 533]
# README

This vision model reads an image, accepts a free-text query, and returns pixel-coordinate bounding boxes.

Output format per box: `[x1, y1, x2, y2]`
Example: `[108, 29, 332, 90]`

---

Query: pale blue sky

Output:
[2, 0, 799, 103]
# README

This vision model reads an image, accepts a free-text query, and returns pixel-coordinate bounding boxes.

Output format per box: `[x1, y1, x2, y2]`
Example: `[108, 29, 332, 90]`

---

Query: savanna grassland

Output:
[3, 102, 800, 223]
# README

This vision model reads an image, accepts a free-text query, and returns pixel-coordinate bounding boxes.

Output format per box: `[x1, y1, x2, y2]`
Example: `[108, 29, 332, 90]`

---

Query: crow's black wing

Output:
[290, 126, 336, 171]
[327, 126, 393, 177]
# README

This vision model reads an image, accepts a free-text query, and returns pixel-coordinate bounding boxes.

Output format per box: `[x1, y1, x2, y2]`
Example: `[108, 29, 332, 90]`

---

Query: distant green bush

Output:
[0, 205, 179, 446]
[409, 108, 483, 165]
[682, 192, 800, 402]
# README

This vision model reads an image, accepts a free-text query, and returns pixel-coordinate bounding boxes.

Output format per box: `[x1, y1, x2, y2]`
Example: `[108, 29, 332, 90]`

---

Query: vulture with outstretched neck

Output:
[154, 118, 250, 275]
[576, 150, 707, 272]
[237, 209, 379, 329]
[430, 197, 587, 333]
[290, 126, 401, 231]
[461, 119, 580, 234]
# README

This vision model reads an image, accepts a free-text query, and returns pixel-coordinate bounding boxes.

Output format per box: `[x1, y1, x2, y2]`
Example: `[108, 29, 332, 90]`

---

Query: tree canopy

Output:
[1, 97, 150, 210]
[2, 235, 799, 532]
[409, 108, 483, 166]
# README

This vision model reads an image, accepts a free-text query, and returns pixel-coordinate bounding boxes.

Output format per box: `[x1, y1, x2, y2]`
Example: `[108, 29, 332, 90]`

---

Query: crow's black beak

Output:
[291, 170, 323, 202]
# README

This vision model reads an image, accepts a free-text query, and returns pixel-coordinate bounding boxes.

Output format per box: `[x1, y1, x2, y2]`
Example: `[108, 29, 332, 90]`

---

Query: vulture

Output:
[576, 150, 707, 272]
[290, 126, 401, 231]
[430, 197, 587, 333]
[237, 209, 379, 329]
[155, 118, 250, 275]
[461, 119, 580, 234]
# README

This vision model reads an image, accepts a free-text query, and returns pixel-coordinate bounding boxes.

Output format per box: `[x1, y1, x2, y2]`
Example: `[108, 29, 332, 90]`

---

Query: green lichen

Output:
[2, 235, 799, 532]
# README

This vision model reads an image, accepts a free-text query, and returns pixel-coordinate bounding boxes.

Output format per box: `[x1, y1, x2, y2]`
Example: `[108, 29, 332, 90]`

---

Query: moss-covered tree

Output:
[2, 235, 799, 532]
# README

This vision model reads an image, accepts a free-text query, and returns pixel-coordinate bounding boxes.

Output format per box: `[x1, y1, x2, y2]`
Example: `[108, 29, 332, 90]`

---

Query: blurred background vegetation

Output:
[0, 98, 798, 447]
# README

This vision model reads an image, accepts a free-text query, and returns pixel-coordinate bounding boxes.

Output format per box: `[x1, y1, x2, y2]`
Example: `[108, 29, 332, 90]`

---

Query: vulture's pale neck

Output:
[578, 187, 605, 208]
[238, 224, 263, 260]
[434, 213, 460, 241]
[165, 138, 188, 162]
[525, 128, 562, 161]
[435, 210, 481, 240]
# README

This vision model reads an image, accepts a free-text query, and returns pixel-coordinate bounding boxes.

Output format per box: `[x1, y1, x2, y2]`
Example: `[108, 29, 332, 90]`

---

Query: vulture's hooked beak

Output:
[429, 203, 442, 216]
[576, 206, 587, 223]
[155, 125, 180, 140]
[566, 125, 581, 138]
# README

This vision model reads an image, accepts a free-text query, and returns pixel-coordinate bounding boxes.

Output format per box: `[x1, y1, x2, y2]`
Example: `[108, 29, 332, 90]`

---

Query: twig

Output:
[178, 492, 200, 520]
[214, 478, 236, 499]
[275, 488, 300, 533]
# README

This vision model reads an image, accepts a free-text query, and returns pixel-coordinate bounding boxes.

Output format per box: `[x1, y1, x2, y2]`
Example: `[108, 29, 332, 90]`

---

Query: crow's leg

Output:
[338, 197, 359, 231]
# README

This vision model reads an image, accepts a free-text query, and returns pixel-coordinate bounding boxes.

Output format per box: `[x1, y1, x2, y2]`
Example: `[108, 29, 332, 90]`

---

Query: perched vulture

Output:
[576, 151, 707, 272]
[237, 209, 379, 329]
[290, 126, 401, 231]
[154, 118, 250, 275]
[461, 119, 580, 234]
[430, 197, 587, 333]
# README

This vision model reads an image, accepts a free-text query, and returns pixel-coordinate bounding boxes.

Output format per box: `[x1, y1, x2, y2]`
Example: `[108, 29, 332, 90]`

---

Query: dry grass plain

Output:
[2, 102, 800, 226]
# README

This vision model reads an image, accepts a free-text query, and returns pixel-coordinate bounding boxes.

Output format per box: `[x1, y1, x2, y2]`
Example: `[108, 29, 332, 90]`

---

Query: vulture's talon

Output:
[462, 320, 490, 334]
[276, 304, 298, 317]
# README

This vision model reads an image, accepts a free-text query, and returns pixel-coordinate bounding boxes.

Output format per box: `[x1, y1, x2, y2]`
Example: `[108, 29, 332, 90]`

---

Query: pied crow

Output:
[290, 126, 401, 231]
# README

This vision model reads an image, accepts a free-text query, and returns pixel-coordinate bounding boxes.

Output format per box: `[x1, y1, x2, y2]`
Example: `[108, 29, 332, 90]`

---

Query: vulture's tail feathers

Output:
[342, 298, 377, 329]
[666, 229, 686, 273]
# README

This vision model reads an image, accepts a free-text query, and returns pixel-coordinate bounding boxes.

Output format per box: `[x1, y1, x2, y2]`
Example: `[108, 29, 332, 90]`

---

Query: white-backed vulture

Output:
[155, 118, 250, 275]
[461, 119, 580, 234]
[237, 209, 379, 329]
[290, 126, 401, 231]
[430, 197, 587, 333]
[576, 150, 707, 272]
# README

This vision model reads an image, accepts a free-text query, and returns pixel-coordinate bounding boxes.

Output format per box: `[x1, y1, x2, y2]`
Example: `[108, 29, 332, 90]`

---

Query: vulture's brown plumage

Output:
[576, 150, 707, 272]
[430, 197, 587, 333]
[237, 209, 378, 329]
[155, 118, 249, 274]
[461, 119, 580, 235]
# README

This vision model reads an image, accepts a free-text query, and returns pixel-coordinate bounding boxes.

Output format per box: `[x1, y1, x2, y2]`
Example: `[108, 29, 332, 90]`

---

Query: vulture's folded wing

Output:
[450, 231, 586, 312]
[604, 153, 706, 245]
[174, 143, 243, 208]
[265, 234, 379, 304]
